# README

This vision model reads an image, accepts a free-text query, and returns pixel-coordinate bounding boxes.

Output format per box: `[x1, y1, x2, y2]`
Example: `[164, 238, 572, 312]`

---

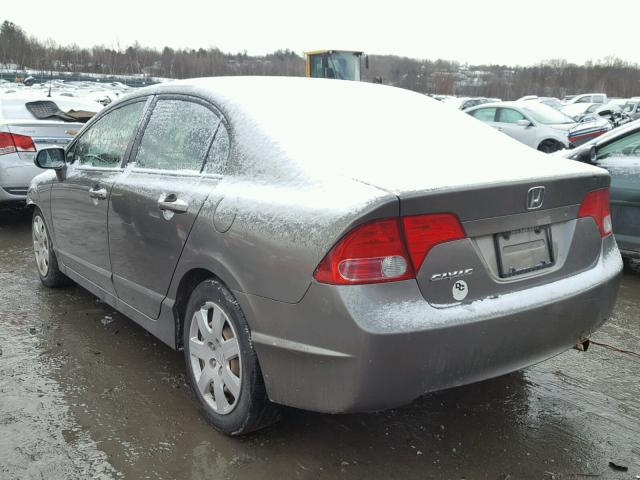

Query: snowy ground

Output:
[0, 207, 639, 479]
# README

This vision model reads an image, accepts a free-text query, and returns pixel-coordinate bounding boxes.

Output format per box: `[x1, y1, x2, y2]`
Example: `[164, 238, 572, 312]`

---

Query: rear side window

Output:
[470, 108, 497, 122]
[203, 122, 230, 174]
[134, 99, 219, 172]
[593, 95, 605, 104]
[497, 108, 525, 124]
[74, 101, 145, 168]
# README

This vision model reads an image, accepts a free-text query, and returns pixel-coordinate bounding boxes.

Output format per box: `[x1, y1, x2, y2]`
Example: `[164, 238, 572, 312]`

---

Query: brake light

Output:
[402, 213, 466, 272]
[0, 132, 36, 156]
[314, 218, 413, 284]
[578, 188, 612, 238]
[314, 213, 466, 285]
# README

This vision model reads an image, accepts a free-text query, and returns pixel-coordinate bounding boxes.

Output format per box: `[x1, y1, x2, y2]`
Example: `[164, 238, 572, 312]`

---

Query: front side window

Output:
[74, 101, 145, 167]
[597, 130, 640, 161]
[497, 108, 526, 124]
[576, 96, 591, 103]
[470, 108, 497, 122]
[134, 99, 219, 172]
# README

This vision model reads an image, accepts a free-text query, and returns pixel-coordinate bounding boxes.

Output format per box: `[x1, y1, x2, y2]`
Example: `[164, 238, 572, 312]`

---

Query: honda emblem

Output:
[526, 186, 545, 210]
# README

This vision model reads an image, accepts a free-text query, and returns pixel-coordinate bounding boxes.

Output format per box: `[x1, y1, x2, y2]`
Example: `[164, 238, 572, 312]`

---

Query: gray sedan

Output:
[27, 77, 622, 435]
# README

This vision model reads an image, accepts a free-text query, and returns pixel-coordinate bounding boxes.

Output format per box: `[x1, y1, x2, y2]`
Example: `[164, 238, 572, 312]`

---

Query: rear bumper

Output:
[238, 238, 622, 413]
[0, 152, 40, 204]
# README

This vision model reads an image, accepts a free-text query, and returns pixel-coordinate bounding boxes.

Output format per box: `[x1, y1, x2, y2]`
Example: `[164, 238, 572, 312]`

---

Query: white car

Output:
[563, 93, 607, 106]
[0, 92, 101, 204]
[562, 102, 599, 120]
[465, 101, 611, 152]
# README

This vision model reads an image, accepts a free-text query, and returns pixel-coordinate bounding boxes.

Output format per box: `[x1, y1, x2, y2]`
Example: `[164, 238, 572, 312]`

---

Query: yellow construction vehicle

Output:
[304, 50, 366, 81]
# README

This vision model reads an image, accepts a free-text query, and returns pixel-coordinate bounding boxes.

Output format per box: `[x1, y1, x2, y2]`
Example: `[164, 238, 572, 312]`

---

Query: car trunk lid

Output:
[5, 121, 82, 162]
[397, 173, 610, 306]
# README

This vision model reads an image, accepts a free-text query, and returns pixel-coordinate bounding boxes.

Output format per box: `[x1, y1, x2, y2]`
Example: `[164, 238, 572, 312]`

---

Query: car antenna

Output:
[47, 70, 52, 98]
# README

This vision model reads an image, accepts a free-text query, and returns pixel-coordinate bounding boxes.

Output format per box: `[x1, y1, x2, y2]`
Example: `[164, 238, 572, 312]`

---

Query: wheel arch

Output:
[537, 138, 565, 152]
[172, 268, 230, 351]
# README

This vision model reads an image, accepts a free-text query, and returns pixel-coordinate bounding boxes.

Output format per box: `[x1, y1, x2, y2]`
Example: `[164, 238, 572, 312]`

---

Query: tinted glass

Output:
[135, 99, 219, 172]
[203, 122, 230, 174]
[497, 108, 525, 124]
[470, 108, 496, 122]
[597, 130, 640, 160]
[75, 101, 145, 167]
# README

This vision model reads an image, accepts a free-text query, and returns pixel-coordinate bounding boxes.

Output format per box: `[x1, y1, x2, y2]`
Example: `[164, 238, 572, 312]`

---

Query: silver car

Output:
[0, 93, 101, 204]
[27, 77, 622, 435]
[466, 101, 611, 152]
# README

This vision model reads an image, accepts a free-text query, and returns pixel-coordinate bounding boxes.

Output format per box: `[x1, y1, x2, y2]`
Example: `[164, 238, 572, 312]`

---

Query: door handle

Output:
[88, 186, 107, 200]
[158, 196, 189, 214]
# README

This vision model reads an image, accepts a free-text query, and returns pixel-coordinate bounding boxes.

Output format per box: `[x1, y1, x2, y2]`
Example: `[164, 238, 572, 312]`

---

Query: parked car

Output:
[465, 101, 610, 152]
[623, 97, 640, 121]
[28, 77, 621, 435]
[591, 103, 633, 128]
[563, 120, 640, 265]
[518, 95, 563, 110]
[0, 93, 101, 204]
[562, 102, 599, 120]
[563, 93, 607, 105]
[563, 102, 631, 127]
[444, 96, 491, 110]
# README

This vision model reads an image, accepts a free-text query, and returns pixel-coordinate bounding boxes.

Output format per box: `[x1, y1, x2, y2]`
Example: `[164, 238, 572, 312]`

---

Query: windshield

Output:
[522, 104, 575, 125]
[310, 52, 361, 81]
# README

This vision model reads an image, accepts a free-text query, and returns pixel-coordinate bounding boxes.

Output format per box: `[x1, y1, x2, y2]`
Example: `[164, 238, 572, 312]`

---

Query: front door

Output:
[108, 96, 230, 319]
[495, 108, 537, 148]
[50, 100, 147, 294]
[594, 129, 640, 255]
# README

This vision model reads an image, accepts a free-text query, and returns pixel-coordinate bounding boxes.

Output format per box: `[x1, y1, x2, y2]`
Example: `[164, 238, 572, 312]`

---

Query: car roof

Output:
[109, 76, 601, 194]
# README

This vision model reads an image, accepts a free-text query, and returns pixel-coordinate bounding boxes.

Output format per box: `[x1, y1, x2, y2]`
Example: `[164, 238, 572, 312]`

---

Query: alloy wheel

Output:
[188, 301, 242, 415]
[32, 216, 50, 277]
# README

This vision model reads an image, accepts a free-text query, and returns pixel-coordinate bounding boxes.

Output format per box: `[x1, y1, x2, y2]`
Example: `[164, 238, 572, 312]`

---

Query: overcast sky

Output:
[5, 0, 636, 66]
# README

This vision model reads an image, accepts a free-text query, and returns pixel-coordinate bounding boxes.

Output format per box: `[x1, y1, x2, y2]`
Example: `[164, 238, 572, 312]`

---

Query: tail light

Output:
[578, 188, 612, 238]
[0, 132, 36, 156]
[314, 213, 465, 285]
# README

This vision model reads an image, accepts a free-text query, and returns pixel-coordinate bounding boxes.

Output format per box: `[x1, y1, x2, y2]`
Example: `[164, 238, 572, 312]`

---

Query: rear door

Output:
[50, 99, 147, 294]
[108, 95, 230, 319]
[594, 129, 640, 255]
[495, 108, 537, 148]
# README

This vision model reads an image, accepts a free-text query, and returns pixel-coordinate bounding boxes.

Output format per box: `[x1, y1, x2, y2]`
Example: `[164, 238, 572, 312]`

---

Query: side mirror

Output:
[575, 145, 598, 164]
[35, 147, 66, 170]
[516, 119, 532, 127]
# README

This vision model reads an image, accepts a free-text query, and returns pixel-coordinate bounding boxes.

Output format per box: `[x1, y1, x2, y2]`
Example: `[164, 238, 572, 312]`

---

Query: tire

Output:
[32, 208, 71, 288]
[537, 140, 564, 154]
[623, 257, 639, 274]
[183, 278, 280, 435]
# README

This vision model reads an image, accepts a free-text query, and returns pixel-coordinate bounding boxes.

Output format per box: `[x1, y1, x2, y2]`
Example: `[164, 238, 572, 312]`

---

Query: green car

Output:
[565, 120, 640, 265]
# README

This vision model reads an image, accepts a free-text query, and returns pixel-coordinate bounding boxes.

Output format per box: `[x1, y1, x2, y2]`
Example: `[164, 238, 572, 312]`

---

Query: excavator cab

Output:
[305, 50, 365, 81]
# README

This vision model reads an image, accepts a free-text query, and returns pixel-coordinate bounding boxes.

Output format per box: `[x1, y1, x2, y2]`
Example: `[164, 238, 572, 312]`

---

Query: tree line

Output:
[2, 20, 640, 99]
